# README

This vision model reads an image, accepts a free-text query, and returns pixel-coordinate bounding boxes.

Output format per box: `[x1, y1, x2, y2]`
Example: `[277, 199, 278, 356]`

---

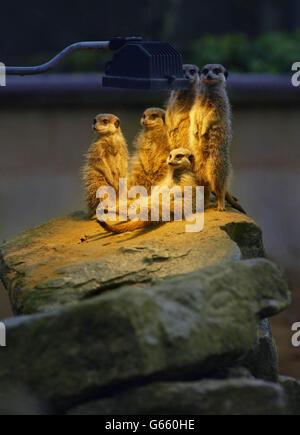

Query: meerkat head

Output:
[92, 114, 121, 135]
[167, 148, 194, 171]
[200, 64, 228, 87]
[183, 64, 200, 87]
[141, 108, 166, 130]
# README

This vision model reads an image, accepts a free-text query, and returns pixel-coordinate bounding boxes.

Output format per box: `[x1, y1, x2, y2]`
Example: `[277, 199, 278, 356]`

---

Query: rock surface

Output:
[0, 208, 295, 415]
[279, 376, 300, 415]
[68, 378, 287, 415]
[242, 319, 279, 382]
[0, 258, 290, 412]
[0, 209, 262, 315]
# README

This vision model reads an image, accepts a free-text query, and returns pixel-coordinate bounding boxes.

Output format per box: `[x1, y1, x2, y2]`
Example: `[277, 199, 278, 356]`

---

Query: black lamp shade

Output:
[103, 41, 189, 90]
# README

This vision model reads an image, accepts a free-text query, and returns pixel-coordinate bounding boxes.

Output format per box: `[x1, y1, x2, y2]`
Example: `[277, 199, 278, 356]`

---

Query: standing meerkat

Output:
[129, 108, 169, 194]
[165, 64, 200, 150]
[190, 64, 245, 213]
[82, 114, 128, 217]
[98, 148, 198, 234]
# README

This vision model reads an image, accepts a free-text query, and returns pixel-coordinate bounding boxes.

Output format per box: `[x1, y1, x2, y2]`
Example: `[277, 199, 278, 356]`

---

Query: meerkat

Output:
[189, 64, 245, 213]
[128, 108, 169, 194]
[165, 64, 200, 151]
[98, 148, 198, 234]
[82, 114, 128, 217]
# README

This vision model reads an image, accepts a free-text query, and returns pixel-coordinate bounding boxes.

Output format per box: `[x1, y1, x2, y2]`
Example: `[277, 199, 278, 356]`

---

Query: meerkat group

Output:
[82, 63, 245, 233]
[99, 148, 198, 234]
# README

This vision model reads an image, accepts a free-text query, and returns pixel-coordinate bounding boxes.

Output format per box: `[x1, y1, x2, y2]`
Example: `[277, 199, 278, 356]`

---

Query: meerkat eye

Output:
[151, 114, 158, 120]
[93, 119, 97, 125]
[176, 154, 184, 159]
[102, 119, 109, 125]
[202, 68, 209, 75]
[213, 68, 221, 75]
[190, 69, 196, 75]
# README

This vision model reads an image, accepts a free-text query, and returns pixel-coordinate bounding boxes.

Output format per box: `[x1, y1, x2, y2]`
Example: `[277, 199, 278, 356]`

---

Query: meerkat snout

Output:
[201, 64, 228, 86]
[141, 108, 166, 129]
[167, 148, 194, 169]
[93, 114, 121, 135]
[183, 64, 200, 85]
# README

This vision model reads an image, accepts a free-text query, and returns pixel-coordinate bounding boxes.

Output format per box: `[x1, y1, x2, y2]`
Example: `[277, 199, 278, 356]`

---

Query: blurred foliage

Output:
[190, 30, 300, 73]
[191, 34, 250, 72]
[24, 30, 300, 74]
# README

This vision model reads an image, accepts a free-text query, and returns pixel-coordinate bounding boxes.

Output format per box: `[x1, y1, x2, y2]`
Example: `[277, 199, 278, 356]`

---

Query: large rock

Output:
[68, 378, 287, 415]
[0, 209, 264, 315]
[0, 258, 290, 412]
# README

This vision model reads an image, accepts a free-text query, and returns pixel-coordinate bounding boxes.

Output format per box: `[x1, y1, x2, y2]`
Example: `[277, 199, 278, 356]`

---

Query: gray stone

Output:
[68, 378, 287, 415]
[0, 258, 291, 412]
[242, 319, 278, 382]
[221, 221, 266, 259]
[0, 382, 51, 415]
[0, 210, 262, 315]
[279, 376, 300, 415]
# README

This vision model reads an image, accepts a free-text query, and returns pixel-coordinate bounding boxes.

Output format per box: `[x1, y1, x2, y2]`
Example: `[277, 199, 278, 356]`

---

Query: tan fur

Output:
[82, 114, 128, 217]
[99, 148, 197, 234]
[165, 64, 200, 151]
[128, 108, 169, 194]
[190, 64, 245, 213]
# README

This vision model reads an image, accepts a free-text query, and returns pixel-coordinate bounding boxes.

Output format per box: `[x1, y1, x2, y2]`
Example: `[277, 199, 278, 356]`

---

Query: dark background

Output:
[0, 0, 299, 379]
[1, 0, 300, 71]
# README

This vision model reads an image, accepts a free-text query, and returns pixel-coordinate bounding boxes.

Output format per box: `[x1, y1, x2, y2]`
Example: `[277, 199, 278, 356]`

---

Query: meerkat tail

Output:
[225, 192, 246, 214]
[98, 219, 151, 234]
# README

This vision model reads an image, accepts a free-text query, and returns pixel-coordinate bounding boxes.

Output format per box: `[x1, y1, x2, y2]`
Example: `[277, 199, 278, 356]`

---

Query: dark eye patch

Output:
[176, 154, 184, 159]
[151, 114, 158, 119]
[213, 68, 221, 75]
[202, 68, 209, 75]
[190, 69, 196, 75]
[102, 119, 109, 124]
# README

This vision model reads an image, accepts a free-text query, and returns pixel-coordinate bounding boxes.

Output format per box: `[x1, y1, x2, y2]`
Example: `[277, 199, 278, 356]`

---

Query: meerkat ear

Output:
[188, 154, 195, 164]
[224, 70, 229, 79]
[115, 120, 120, 128]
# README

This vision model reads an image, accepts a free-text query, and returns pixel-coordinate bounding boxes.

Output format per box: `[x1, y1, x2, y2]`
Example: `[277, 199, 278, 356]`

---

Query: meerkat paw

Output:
[217, 206, 226, 212]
